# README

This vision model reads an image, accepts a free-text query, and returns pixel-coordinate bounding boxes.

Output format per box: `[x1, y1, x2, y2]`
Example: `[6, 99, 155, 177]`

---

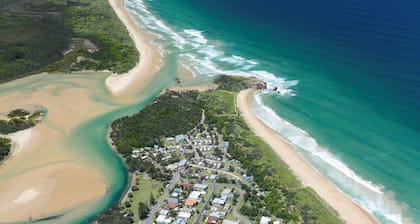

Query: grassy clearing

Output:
[122, 172, 162, 222]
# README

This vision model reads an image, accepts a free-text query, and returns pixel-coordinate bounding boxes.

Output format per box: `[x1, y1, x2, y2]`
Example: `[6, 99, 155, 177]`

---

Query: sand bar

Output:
[5, 128, 34, 156]
[106, 0, 161, 96]
[236, 89, 378, 224]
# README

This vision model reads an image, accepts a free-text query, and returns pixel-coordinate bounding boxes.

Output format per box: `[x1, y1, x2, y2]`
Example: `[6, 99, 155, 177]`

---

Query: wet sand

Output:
[0, 0, 164, 221]
[105, 0, 162, 96]
[0, 75, 114, 222]
[236, 89, 379, 224]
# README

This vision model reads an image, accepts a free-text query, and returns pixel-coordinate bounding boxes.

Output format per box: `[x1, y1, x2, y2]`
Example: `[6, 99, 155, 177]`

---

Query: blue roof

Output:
[175, 218, 187, 224]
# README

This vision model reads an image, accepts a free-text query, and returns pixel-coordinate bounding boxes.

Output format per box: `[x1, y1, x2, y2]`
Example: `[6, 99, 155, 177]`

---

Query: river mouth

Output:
[0, 71, 153, 223]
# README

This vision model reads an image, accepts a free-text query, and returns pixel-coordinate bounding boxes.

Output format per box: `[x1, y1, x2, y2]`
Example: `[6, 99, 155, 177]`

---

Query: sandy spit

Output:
[105, 0, 161, 96]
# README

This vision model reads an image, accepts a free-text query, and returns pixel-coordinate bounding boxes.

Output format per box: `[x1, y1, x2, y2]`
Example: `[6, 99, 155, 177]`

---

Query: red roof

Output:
[166, 202, 178, 209]
[185, 199, 197, 207]
[206, 216, 218, 224]
[180, 183, 193, 189]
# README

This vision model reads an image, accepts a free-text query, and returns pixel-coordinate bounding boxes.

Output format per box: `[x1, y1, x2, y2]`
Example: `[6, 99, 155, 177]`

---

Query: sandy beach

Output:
[105, 0, 161, 96]
[236, 89, 378, 224]
[6, 128, 34, 156]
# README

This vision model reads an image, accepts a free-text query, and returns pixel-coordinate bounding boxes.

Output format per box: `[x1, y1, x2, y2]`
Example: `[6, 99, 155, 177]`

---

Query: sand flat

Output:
[236, 89, 378, 224]
[0, 1, 162, 222]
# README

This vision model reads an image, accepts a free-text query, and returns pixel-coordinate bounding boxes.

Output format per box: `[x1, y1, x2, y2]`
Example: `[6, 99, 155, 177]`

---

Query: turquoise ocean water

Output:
[119, 0, 420, 223]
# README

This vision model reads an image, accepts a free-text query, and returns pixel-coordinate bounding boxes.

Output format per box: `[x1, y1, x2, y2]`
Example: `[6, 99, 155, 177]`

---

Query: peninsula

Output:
[99, 75, 376, 224]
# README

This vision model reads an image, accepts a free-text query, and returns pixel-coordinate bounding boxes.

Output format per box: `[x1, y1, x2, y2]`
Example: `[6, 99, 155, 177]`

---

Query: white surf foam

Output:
[127, 0, 298, 96]
[126, 0, 410, 223]
[253, 93, 407, 224]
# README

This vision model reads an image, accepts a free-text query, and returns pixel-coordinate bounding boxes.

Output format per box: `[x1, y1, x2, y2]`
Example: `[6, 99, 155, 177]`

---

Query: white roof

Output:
[194, 183, 207, 189]
[178, 211, 192, 219]
[188, 191, 201, 200]
[156, 215, 166, 223]
[164, 218, 173, 224]
[260, 216, 272, 224]
[221, 188, 232, 196]
[212, 198, 226, 205]
[223, 220, 240, 224]
[159, 209, 169, 215]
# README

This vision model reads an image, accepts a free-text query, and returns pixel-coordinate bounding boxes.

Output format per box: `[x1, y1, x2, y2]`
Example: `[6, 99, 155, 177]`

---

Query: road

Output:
[190, 164, 245, 183]
[140, 172, 180, 224]
[230, 186, 251, 224]
[194, 183, 218, 224]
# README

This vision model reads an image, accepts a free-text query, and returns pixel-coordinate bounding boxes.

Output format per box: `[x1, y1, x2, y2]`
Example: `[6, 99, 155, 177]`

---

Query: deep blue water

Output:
[126, 0, 420, 223]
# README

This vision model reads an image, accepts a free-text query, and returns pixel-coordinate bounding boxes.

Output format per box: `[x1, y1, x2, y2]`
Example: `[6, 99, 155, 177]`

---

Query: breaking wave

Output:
[253, 93, 409, 224]
[126, 0, 298, 96]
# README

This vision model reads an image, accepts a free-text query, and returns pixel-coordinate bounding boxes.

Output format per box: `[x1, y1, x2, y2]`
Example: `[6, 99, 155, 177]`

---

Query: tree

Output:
[150, 194, 156, 205]
[138, 202, 149, 219]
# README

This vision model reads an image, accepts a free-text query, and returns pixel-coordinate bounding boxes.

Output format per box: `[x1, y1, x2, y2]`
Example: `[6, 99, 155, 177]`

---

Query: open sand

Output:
[105, 0, 161, 96]
[0, 0, 163, 222]
[236, 89, 379, 224]
[5, 128, 34, 156]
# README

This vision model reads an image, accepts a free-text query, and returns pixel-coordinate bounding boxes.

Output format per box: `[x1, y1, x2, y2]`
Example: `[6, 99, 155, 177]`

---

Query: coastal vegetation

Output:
[0, 137, 12, 162]
[110, 91, 202, 163]
[0, 109, 42, 134]
[0, 109, 42, 163]
[99, 76, 342, 223]
[0, 0, 138, 83]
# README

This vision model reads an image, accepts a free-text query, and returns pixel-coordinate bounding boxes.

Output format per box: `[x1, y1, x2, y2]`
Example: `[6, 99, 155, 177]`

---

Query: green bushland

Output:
[0, 0, 138, 83]
[110, 90, 202, 159]
[0, 137, 12, 162]
[102, 76, 342, 223]
[0, 109, 42, 134]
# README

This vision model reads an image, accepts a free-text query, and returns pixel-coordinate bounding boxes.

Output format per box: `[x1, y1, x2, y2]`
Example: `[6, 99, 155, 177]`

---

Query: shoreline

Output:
[106, 0, 161, 96]
[236, 89, 378, 224]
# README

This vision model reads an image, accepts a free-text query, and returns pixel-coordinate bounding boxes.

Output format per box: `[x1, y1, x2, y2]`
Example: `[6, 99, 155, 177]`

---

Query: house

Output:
[173, 188, 183, 194]
[188, 191, 201, 200]
[223, 220, 240, 224]
[171, 192, 179, 198]
[159, 209, 170, 215]
[167, 164, 178, 171]
[178, 159, 187, 167]
[180, 183, 193, 190]
[163, 218, 173, 224]
[209, 174, 217, 180]
[185, 198, 197, 207]
[209, 212, 222, 220]
[221, 188, 232, 197]
[131, 149, 141, 158]
[166, 202, 178, 209]
[260, 216, 271, 224]
[212, 198, 226, 206]
[174, 218, 187, 224]
[206, 216, 219, 224]
[194, 183, 207, 191]
[166, 137, 175, 143]
[178, 211, 192, 220]
[168, 198, 179, 204]
[156, 215, 166, 224]
[175, 134, 185, 143]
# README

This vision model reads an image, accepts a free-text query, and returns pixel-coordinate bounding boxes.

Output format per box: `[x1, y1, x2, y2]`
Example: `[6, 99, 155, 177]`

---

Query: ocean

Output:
[124, 0, 420, 223]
